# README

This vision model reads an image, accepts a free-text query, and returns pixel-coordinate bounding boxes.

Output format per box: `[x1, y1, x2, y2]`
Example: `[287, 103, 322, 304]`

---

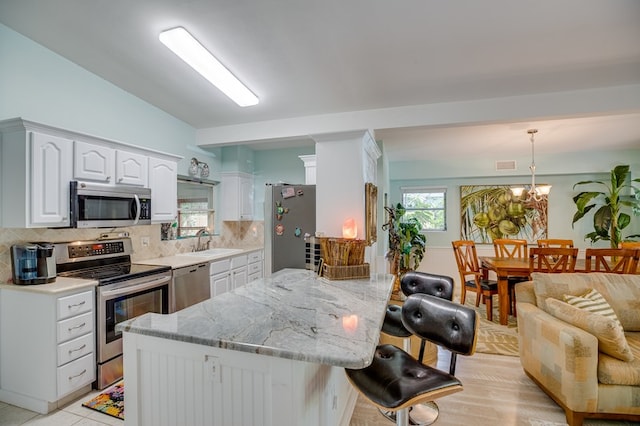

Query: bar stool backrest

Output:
[402, 294, 478, 357]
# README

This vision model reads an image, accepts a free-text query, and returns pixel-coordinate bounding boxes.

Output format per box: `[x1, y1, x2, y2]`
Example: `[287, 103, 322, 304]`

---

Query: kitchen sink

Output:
[179, 248, 244, 257]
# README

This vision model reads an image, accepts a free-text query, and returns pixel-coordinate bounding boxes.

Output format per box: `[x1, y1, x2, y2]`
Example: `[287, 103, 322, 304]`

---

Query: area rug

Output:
[82, 380, 124, 420]
[464, 294, 519, 357]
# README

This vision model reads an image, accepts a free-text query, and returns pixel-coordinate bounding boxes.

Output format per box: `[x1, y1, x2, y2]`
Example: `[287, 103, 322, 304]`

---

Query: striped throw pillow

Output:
[564, 288, 622, 328]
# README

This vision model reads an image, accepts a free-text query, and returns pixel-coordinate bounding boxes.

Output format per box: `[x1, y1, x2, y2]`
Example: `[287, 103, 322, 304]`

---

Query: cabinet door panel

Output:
[211, 273, 230, 297]
[149, 157, 177, 222]
[116, 150, 148, 186]
[74, 141, 114, 183]
[31, 132, 72, 226]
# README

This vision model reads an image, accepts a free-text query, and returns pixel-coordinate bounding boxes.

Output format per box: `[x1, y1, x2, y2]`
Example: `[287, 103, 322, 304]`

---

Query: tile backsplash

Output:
[0, 221, 264, 283]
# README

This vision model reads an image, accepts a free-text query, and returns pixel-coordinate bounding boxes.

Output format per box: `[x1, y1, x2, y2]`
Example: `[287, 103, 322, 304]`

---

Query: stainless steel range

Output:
[54, 238, 171, 390]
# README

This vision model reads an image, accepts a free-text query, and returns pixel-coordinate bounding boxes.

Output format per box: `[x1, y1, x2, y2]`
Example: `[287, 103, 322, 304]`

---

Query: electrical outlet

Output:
[141, 237, 150, 247]
[204, 355, 221, 382]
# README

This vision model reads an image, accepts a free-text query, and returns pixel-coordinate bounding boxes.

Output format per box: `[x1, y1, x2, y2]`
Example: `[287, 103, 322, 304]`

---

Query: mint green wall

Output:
[251, 146, 315, 221]
[390, 168, 640, 250]
[0, 23, 206, 176]
[221, 146, 255, 173]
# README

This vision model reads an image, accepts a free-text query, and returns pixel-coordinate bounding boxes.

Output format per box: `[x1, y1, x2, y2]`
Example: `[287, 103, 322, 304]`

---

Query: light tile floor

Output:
[0, 388, 121, 426]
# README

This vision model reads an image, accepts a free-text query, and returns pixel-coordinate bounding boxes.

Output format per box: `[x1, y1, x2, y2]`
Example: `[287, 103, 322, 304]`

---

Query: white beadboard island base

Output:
[118, 269, 394, 426]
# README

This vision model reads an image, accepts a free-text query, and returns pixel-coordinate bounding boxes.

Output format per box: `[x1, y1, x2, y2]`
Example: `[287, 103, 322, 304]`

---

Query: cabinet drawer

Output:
[57, 353, 95, 398]
[57, 290, 93, 320]
[210, 258, 230, 275]
[248, 272, 262, 283]
[57, 311, 93, 343]
[57, 332, 94, 366]
[230, 254, 247, 268]
[248, 261, 262, 275]
[248, 251, 262, 263]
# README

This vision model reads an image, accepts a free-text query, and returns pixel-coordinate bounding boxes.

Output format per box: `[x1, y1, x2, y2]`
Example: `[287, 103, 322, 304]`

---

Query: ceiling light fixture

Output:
[511, 129, 551, 202]
[159, 27, 259, 107]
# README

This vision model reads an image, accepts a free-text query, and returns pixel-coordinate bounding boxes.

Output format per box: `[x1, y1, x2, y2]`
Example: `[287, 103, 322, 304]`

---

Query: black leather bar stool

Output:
[347, 294, 478, 426]
[382, 271, 454, 349]
[381, 271, 454, 424]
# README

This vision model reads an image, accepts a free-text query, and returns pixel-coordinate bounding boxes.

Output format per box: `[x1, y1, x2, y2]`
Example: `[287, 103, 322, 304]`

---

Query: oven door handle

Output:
[100, 275, 171, 298]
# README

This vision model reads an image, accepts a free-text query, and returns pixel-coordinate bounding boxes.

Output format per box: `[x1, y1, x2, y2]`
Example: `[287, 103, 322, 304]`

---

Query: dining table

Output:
[479, 256, 586, 325]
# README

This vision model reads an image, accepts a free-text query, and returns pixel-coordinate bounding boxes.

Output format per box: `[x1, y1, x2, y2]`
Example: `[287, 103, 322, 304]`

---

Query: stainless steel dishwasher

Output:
[172, 262, 210, 311]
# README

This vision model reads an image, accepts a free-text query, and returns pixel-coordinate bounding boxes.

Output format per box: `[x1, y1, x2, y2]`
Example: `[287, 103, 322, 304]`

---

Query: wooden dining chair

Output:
[529, 247, 578, 273]
[452, 240, 499, 321]
[585, 248, 640, 274]
[492, 239, 528, 316]
[537, 239, 574, 248]
[619, 241, 640, 249]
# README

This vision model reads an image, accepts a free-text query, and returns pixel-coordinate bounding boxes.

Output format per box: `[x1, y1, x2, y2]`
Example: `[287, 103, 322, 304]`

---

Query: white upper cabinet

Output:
[73, 141, 114, 183]
[0, 118, 181, 228]
[30, 132, 73, 226]
[74, 142, 148, 186]
[116, 149, 148, 186]
[221, 172, 254, 221]
[149, 157, 178, 222]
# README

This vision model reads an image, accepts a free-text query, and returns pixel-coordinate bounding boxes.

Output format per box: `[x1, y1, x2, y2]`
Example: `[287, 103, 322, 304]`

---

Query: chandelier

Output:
[511, 129, 551, 202]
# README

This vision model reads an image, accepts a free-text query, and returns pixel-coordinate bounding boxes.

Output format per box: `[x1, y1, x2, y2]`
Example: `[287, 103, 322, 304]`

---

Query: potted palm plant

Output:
[382, 203, 426, 298]
[572, 165, 640, 248]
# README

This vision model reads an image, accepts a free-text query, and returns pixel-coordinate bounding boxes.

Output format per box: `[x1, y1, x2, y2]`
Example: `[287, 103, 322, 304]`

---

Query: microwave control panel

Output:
[68, 241, 125, 259]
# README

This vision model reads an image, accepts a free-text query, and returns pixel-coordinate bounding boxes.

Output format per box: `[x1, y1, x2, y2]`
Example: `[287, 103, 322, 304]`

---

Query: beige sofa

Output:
[516, 272, 640, 426]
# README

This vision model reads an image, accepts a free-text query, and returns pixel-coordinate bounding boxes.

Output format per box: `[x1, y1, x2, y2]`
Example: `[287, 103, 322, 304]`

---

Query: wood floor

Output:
[349, 349, 637, 426]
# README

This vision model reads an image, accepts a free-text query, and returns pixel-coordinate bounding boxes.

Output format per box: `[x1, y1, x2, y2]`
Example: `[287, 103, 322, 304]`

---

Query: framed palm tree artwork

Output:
[460, 184, 548, 244]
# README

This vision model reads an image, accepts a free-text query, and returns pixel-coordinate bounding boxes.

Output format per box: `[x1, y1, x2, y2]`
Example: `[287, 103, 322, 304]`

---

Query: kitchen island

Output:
[117, 268, 393, 426]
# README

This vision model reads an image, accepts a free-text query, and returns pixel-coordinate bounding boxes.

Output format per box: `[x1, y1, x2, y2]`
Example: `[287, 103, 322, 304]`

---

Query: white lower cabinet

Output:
[0, 286, 96, 414]
[247, 250, 264, 282]
[230, 254, 248, 290]
[209, 250, 263, 297]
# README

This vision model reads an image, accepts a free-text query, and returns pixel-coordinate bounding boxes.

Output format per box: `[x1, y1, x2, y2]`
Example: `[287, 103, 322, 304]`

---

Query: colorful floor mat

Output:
[82, 380, 124, 420]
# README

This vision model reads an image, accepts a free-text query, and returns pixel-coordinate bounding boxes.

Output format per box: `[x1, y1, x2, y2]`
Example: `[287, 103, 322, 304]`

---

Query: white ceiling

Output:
[1, 0, 639, 161]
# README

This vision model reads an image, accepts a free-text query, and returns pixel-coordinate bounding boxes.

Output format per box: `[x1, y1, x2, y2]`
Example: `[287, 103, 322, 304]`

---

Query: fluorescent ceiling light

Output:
[159, 27, 259, 107]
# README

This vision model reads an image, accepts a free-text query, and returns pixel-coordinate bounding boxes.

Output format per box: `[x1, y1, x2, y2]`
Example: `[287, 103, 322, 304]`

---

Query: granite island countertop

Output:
[117, 268, 394, 369]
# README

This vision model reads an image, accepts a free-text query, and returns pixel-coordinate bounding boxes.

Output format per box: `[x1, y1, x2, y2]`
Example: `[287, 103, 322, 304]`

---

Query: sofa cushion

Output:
[545, 297, 634, 362]
[563, 288, 622, 328]
[598, 332, 640, 385]
[532, 272, 640, 331]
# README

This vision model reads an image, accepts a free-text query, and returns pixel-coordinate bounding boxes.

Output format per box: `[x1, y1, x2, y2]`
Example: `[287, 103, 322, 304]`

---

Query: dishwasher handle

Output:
[174, 263, 208, 277]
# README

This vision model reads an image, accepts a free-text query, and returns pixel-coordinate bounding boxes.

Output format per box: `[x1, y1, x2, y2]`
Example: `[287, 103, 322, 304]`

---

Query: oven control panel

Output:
[68, 241, 126, 258]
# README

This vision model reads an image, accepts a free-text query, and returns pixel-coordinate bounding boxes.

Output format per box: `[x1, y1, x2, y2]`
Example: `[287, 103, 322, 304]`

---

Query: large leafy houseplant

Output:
[572, 165, 640, 248]
[382, 203, 426, 278]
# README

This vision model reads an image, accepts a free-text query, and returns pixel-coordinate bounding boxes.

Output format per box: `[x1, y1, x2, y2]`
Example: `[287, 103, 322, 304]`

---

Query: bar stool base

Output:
[379, 401, 439, 426]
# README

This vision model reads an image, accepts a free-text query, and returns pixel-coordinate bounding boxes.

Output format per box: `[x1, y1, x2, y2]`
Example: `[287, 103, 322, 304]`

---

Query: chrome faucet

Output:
[194, 228, 211, 252]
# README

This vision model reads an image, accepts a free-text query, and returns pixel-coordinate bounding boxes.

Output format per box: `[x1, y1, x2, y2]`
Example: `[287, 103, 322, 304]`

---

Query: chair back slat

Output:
[529, 247, 578, 273]
[537, 239, 574, 248]
[585, 248, 639, 274]
[452, 240, 481, 274]
[493, 239, 528, 259]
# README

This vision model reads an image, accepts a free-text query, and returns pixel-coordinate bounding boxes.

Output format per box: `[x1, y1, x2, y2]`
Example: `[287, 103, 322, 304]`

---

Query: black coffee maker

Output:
[10, 243, 57, 285]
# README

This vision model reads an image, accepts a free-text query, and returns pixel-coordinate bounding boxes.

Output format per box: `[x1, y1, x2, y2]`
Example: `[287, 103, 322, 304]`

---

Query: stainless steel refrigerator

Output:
[264, 184, 316, 275]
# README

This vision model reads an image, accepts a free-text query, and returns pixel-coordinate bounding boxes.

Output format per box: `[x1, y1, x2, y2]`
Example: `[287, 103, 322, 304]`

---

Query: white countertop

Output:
[135, 246, 263, 269]
[0, 277, 98, 294]
[117, 268, 394, 369]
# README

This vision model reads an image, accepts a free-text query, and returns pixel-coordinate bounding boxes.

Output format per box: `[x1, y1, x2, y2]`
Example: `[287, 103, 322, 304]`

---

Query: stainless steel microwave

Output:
[70, 181, 152, 228]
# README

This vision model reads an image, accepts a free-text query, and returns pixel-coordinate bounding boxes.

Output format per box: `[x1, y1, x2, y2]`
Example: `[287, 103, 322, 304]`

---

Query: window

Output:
[177, 179, 215, 237]
[401, 187, 446, 231]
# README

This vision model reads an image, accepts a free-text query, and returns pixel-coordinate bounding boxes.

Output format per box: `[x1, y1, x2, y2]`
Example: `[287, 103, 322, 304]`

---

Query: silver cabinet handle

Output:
[106, 176, 111, 182]
[68, 322, 86, 331]
[68, 369, 87, 380]
[68, 344, 87, 355]
[118, 177, 123, 182]
[68, 301, 86, 309]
